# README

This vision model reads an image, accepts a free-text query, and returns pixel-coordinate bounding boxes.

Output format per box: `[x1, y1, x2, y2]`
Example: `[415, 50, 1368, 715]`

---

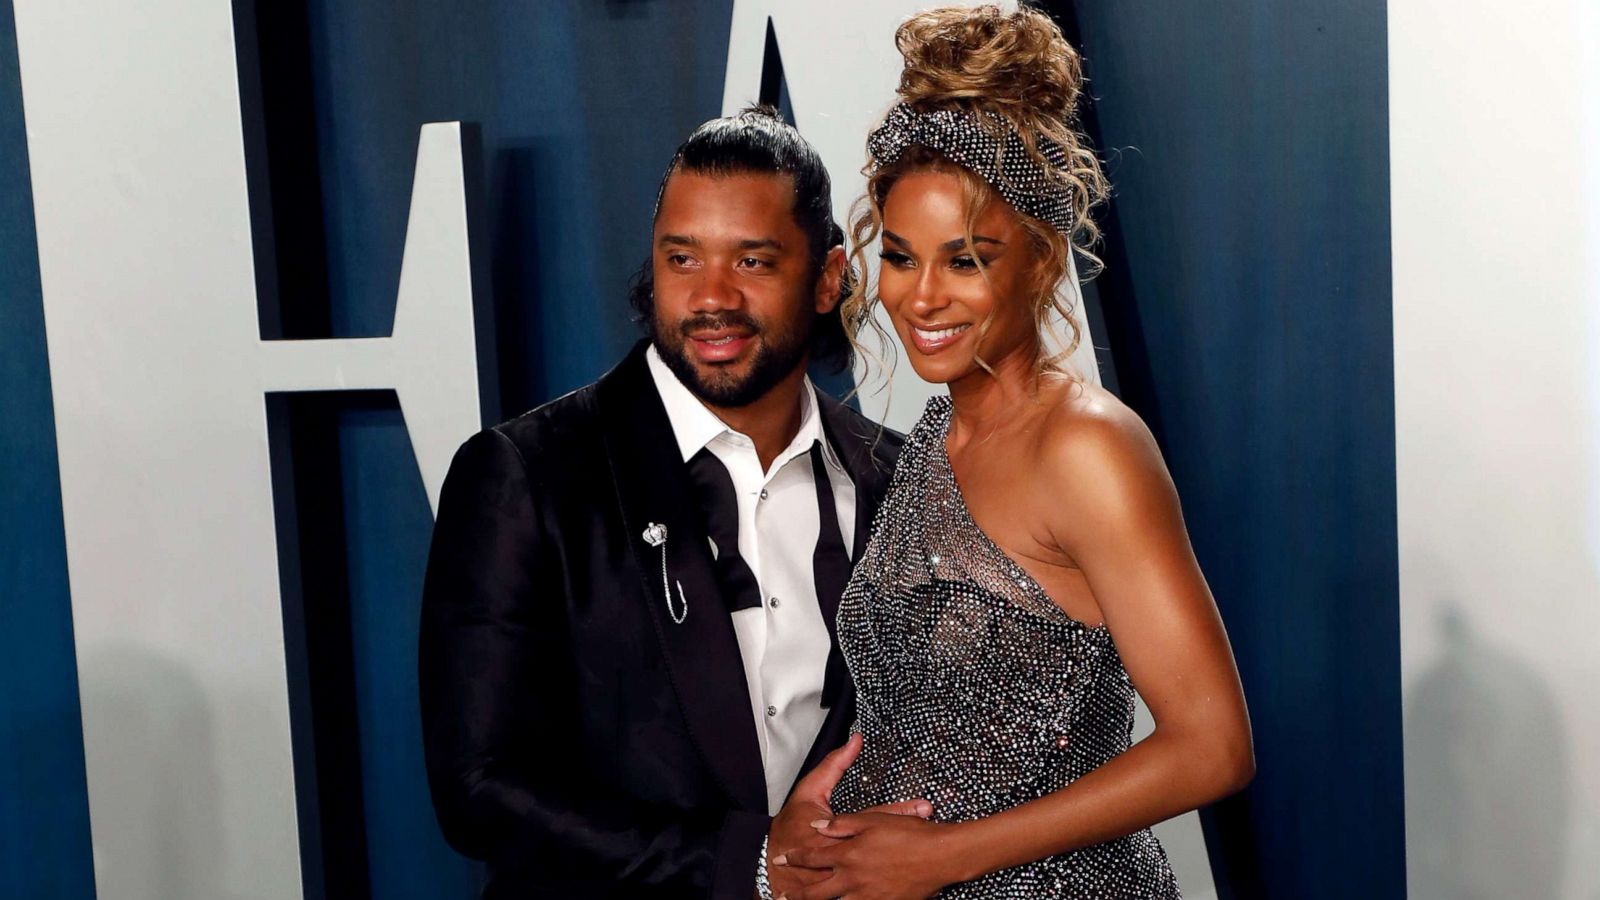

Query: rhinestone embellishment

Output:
[830, 397, 1180, 898]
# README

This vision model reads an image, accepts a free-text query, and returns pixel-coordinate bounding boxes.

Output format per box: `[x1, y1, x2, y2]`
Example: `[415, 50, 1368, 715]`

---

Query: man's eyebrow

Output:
[657, 235, 785, 252]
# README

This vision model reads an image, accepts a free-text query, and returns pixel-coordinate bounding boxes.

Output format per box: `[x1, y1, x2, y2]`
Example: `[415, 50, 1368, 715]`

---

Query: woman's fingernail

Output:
[771, 854, 787, 866]
[810, 819, 831, 829]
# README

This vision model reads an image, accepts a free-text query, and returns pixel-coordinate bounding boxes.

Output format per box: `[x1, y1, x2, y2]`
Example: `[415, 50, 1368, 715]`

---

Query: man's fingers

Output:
[793, 732, 863, 802]
[861, 797, 934, 818]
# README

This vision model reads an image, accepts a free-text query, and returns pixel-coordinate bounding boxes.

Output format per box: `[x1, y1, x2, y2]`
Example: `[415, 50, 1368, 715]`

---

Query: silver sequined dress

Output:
[830, 397, 1180, 899]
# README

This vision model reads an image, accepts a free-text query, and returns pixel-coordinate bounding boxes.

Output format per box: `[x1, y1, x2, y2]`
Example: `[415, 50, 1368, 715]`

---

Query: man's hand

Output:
[776, 812, 958, 900]
[766, 734, 931, 898]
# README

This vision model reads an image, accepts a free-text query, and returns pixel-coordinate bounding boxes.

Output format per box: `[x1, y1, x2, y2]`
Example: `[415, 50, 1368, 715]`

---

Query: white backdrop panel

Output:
[12, 1, 485, 895]
[1392, 1, 1600, 897]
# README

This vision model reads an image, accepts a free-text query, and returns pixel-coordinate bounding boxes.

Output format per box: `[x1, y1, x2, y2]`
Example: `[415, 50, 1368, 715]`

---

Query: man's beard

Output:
[651, 308, 813, 408]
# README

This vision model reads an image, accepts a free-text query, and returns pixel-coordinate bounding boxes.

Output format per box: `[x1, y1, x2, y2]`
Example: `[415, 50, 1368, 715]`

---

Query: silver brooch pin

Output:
[643, 522, 688, 624]
[643, 522, 667, 547]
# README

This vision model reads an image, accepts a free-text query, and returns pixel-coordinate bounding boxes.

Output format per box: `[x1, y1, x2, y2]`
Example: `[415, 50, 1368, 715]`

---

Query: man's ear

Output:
[814, 245, 847, 315]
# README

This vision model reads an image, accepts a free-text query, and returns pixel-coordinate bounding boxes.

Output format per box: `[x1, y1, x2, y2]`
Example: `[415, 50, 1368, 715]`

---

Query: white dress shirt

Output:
[646, 345, 856, 815]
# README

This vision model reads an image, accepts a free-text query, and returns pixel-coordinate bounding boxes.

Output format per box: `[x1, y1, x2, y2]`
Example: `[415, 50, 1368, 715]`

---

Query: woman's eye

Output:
[879, 251, 913, 268]
[951, 255, 979, 270]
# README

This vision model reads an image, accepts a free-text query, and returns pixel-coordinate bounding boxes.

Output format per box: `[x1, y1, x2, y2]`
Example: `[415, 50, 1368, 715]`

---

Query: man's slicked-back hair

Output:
[629, 105, 853, 373]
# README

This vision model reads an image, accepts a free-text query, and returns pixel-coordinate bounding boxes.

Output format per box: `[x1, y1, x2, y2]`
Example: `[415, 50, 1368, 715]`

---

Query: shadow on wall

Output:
[1406, 604, 1570, 899]
[78, 645, 246, 900]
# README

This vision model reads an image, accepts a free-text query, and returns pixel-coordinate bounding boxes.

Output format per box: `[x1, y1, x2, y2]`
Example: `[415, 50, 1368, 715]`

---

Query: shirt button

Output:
[766, 705, 778, 717]
[769, 596, 781, 609]
[759, 488, 769, 500]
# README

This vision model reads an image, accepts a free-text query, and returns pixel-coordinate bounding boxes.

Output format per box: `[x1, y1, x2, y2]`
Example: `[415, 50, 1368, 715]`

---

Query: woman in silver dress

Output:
[772, 7, 1254, 898]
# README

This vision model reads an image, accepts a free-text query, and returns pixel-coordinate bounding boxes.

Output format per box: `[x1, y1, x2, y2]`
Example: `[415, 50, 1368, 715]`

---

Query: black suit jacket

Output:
[419, 342, 902, 899]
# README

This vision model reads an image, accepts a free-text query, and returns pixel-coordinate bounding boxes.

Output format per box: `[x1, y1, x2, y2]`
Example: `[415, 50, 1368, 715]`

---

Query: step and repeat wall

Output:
[2, 0, 1595, 898]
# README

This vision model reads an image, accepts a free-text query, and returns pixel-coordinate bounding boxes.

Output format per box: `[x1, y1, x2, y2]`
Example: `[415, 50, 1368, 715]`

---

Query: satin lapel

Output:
[596, 342, 766, 811]
[798, 691, 857, 785]
[816, 394, 896, 563]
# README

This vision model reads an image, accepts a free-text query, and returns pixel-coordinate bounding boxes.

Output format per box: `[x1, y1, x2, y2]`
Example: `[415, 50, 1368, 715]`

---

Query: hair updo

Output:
[845, 4, 1110, 376]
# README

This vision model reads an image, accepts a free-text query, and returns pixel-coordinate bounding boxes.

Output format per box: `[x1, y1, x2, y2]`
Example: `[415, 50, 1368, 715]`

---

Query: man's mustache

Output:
[680, 312, 760, 335]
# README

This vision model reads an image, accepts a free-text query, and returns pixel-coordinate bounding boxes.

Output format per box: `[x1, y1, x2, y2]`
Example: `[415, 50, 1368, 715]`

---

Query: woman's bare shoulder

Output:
[1028, 377, 1177, 536]
[1032, 378, 1161, 468]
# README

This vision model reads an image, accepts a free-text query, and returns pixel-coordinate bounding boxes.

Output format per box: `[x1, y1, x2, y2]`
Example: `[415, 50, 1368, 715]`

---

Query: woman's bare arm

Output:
[781, 400, 1253, 898]
[933, 401, 1254, 881]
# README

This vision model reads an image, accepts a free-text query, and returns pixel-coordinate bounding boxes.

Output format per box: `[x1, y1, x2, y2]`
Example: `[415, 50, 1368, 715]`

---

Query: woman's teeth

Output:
[914, 324, 970, 342]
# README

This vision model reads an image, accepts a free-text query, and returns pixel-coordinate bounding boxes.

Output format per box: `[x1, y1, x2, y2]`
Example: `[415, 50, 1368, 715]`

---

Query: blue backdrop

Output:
[0, 1, 96, 896]
[1067, 3, 1403, 896]
[0, 2, 1401, 898]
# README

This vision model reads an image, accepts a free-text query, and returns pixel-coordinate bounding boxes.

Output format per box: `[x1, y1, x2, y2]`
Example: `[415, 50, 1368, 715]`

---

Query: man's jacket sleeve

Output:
[418, 429, 769, 897]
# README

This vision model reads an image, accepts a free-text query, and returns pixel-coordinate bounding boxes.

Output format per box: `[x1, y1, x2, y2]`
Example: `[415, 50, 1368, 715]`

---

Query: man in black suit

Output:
[419, 107, 917, 899]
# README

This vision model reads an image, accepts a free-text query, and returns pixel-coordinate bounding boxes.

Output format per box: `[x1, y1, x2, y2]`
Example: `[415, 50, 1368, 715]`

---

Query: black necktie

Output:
[686, 448, 764, 612]
[810, 443, 852, 709]
[685, 442, 853, 709]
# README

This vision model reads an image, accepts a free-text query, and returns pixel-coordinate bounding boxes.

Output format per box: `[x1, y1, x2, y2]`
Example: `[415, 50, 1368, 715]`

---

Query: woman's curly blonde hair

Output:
[844, 4, 1110, 381]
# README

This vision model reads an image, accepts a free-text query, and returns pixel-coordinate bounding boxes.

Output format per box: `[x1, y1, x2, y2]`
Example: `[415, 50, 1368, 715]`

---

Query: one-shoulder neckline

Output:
[925, 396, 1112, 637]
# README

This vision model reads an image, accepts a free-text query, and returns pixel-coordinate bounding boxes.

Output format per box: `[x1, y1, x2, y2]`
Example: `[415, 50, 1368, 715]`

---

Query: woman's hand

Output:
[773, 811, 965, 900]
[768, 735, 935, 899]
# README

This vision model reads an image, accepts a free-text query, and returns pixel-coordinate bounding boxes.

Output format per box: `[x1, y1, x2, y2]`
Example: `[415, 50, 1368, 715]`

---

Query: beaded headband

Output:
[865, 102, 1076, 235]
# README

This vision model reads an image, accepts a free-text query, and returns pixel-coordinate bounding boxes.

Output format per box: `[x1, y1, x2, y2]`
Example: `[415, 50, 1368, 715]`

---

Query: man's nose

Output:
[689, 265, 743, 312]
